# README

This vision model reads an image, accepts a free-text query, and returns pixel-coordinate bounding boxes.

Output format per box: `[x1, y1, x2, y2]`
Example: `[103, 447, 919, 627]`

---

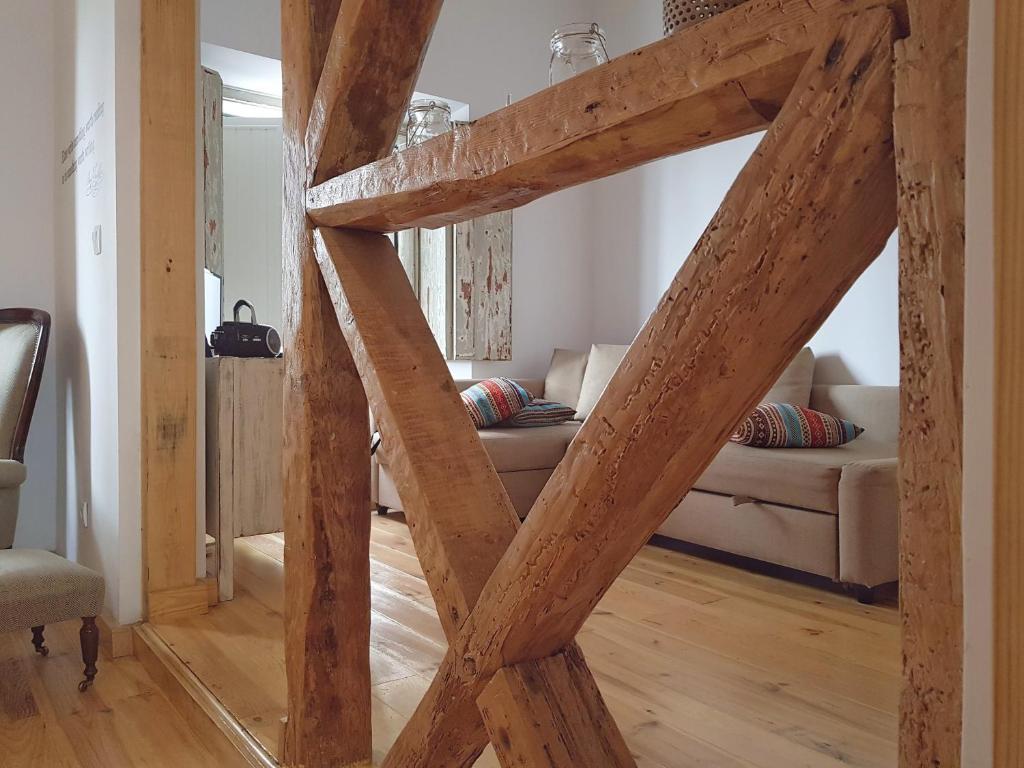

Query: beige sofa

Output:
[372, 348, 899, 603]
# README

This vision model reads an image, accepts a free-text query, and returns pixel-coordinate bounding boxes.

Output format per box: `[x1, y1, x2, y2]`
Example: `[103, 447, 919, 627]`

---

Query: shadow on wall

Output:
[813, 354, 859, 385]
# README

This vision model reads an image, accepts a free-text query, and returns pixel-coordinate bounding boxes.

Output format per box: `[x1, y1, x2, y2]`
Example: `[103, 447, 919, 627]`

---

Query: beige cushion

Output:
[0, 323, 42, 460]
[696, 439, 896, 514]
[543, 349, 589, 411]
[0, 549, 105, 632]
[762, 347, 815, 407]
[476, 423, 581, 473]
[574, 344, 630, 421]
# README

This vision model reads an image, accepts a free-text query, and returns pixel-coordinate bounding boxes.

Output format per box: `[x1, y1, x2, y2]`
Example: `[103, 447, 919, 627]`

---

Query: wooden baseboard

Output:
[97, 614, 136, 659]
[148, 582, 210, 622]
[134, 623, 277, 768]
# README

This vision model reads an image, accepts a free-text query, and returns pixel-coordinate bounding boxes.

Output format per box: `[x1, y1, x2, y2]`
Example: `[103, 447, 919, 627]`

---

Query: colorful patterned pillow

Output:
[504, 399, 576, 428]
[461, 378, 532, 428]
[731, 403, 865, 448]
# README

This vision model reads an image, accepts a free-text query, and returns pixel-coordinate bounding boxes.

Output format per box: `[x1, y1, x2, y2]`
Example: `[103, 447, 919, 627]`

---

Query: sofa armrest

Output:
[0, 460, 27, 489]
[838, 457, 899, 587]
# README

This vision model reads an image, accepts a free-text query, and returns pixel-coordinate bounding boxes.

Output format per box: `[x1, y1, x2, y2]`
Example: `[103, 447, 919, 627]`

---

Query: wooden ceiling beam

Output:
[305, 0, 444, 186]
[382, 11, 899, 766]
[306, 0, 907, 232]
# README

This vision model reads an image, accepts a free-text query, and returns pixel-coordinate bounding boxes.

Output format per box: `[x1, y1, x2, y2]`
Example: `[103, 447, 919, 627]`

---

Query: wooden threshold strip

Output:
[306, 0, 908, 232]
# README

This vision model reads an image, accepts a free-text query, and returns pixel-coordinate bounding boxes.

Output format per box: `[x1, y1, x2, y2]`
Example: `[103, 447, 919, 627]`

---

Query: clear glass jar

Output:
[549, 23, 609, 86]
[405, 99, 452, 147]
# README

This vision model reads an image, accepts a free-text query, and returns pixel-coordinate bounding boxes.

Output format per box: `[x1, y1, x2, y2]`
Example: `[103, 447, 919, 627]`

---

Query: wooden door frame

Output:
[140, 0, 207, 623]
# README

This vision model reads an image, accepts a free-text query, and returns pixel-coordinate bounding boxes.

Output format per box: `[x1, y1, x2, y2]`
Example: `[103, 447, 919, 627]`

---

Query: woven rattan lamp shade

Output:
[663, 0, 750, 35]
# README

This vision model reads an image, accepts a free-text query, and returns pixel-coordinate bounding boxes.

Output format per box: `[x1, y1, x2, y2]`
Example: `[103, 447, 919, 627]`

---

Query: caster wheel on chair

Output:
[78, 678, 94, 693]
[376, 505, 390, 516]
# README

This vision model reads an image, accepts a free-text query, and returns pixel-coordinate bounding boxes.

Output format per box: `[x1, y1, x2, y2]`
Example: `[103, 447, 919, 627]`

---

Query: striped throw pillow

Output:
[461, 378, 532, 428]
[731, 403, 864, 448]
[505, 399, 576, 428]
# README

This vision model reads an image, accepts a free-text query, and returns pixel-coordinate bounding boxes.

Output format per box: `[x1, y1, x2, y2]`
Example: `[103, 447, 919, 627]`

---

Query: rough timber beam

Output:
[305, 0, 444, 186]
[306, 0, 907, 232]
[894, 0, 967, 764]
[281, 0, 372, 764]
[312, 227, 522, 638]
[313, 227, 616, 762]
[477, 645, 636, 768]
[383, 11, 899, 767]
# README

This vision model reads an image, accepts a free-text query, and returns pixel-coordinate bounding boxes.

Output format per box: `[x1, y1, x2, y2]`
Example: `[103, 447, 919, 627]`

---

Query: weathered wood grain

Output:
[478, 644, 635, 768]
[994, 0, 1023, 762]
[202, 67, 224, 278]
[417, 226, 452, 359]
[312, 227, 520, 639]
[140, 0, 201, 612]
[280, 0, 371, 765]
[305, 0, 444, 186]
[383, 12, 899, 766]
[306, 0, 907, 232]
[454, 213, 512, 362]
[893, 0, 967, 763]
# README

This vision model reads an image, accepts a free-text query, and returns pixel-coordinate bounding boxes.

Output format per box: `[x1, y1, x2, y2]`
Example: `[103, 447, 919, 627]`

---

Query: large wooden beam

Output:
[383, 12, 898, 766]
[477, 645, 636, 768]
[140, 0, 207, 621]
[280, 1, 371, 765]
[306, 0, 444, 186]
[313, 226, 521, 639]
[893, 0, 967, 764]
[315, 228, 619, 765]
[306, 0, 906, 232]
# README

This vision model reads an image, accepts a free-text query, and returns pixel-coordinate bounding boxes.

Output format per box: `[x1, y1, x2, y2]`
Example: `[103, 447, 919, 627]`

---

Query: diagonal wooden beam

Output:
[312, 226, 521, 639]
[477, 644, 636, 768]
[306, 0, 907, 232]
[280, 1, 372, 766]
[306, 0, 444, 186]
[382, 10, 899, 766]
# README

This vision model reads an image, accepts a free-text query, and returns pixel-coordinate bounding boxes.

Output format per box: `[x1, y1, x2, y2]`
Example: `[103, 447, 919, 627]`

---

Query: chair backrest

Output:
[0, 309, 51, 462]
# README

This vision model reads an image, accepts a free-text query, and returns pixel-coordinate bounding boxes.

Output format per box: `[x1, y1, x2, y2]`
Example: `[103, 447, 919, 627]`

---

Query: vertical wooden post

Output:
[280, 1, 372, 765]
[893, 1, 967, 764]
[140, 0, 207, 621]
[994, 0, 1023, 760]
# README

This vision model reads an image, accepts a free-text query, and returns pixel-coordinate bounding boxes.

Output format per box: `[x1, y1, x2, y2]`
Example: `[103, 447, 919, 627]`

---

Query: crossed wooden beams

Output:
[281, 1, 904, 766]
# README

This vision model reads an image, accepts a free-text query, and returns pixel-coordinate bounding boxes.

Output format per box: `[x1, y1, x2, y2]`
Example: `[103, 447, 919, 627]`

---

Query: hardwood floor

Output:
[0, 619, 226, 767]
[151, 515, 899, 767]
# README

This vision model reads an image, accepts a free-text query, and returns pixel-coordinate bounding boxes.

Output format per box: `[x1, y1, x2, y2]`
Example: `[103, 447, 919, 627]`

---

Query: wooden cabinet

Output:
[205, 356, 283, 601]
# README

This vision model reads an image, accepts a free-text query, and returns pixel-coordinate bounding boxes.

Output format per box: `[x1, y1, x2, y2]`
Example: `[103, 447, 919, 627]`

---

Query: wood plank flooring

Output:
[151, 515, 899, 767]
[0, 619, 227, 767]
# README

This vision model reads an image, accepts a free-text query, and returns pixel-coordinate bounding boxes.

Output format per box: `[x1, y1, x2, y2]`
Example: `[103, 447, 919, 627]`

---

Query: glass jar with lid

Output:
[549, 23, 609, 86]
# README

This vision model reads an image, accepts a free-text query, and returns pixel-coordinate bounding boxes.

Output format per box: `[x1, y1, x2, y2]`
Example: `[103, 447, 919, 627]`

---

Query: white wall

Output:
[0, 1, 59, 550]
[587, 0, 900, 385]
[53, 0, 143, 624]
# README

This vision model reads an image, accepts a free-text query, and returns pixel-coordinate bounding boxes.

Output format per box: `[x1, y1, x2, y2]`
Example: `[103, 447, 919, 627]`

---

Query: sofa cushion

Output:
[762, 347, 815, 407]
[731, 403, 864, 448]
[477, 423, 581, 472]
[575, 344, 630, 421]
[0, 549, 105, 632]
[695, 439, 895, 514]
[505, 399, 577, 428]
[543, 349, 590, 411]
[461, 378, 532, 428]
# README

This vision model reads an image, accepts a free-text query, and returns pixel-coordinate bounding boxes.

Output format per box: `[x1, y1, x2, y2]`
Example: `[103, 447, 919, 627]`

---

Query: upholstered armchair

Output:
[0, 309, 50, 549]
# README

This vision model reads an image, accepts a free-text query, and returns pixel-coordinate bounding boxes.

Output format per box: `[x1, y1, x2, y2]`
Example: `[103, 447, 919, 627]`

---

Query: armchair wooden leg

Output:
[31, 626, 48, 657]
[79, 616, 99, 692]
